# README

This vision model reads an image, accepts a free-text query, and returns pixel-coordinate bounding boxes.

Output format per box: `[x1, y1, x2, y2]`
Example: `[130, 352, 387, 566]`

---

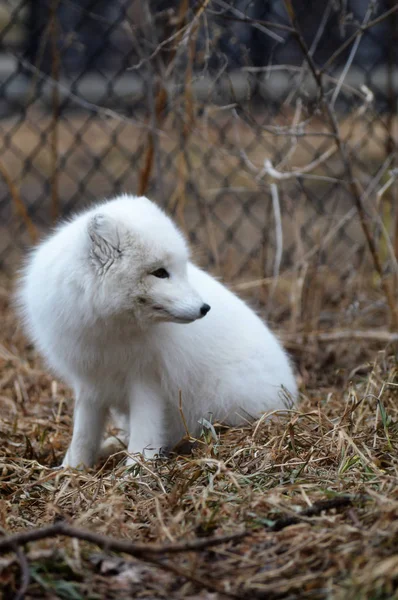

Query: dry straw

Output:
[1, 274, 398, 599]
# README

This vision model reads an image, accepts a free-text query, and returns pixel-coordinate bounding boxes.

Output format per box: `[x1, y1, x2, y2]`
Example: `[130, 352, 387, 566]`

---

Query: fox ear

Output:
[88, 214, 122, 267]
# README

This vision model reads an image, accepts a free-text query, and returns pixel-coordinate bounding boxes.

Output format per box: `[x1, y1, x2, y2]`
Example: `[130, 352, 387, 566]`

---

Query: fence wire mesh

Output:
[0, 0, 397, 323]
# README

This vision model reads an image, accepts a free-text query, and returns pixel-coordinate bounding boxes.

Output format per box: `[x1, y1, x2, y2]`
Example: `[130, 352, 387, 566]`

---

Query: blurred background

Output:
[0, 0, 397, 337]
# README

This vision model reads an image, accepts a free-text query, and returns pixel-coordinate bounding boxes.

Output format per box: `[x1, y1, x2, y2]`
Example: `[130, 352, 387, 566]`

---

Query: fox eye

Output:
[151, 268, 169, 279]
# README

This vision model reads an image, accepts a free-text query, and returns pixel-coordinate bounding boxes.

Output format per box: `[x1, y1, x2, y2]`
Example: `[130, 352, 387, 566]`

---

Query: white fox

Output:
[17, 194, 297, 468]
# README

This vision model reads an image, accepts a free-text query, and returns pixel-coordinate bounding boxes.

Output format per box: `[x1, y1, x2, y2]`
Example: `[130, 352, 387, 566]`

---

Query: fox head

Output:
[84, 196, 210, 326]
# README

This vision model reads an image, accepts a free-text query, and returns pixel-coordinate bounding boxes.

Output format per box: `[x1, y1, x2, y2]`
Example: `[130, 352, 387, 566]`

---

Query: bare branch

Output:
[321, 3, 398, 74]
[10, 52, 167, 135]
[49, 0, 61, 223]
[260, 144, 337, 182]
[281, 330, 398, 344]
[283, 0, 398, 329]
[0, 522, 246, 556]
[267, 182, 283, 312]
[377, 169, 398, 206]
[212, 0, 285, 42]
[0, 159, 38, 244]
[0, 522, 246, 599]
[14, 547, 30, 600]
[331, 4, 374, 107]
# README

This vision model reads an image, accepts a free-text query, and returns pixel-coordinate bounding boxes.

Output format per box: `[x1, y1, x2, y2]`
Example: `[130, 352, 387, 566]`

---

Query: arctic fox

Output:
[17, 194, 297, 469]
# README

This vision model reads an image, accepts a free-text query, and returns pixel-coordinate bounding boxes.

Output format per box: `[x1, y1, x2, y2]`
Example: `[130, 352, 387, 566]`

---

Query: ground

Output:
[1, 274, 398, 600]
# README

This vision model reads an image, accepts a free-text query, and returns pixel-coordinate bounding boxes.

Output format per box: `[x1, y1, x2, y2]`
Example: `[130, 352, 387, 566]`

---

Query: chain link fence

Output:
[0, 0, 397, 321]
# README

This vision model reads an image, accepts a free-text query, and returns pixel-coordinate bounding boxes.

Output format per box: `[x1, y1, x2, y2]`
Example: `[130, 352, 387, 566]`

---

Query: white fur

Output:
[16, 194, 297, 468]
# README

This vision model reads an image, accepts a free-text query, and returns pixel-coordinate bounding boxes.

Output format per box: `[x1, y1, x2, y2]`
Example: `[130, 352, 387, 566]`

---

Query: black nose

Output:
[200, 303, 211, 316]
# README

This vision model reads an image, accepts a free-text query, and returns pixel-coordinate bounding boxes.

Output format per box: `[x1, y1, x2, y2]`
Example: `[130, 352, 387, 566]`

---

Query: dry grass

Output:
[1, 273, 398, 599]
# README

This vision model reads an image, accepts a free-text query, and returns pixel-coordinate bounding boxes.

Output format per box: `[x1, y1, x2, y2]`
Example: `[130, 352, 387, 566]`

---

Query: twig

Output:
[267, 182, 283, 313]
[320, 3, 398, 74]
[269, 496, 356, 532]
[214, 11, 295, 34]
[293, 156, 395, 268]
[169, 19, 199, 229]
[270, 183, 283, 281]
[281, 330, 398, 345]
[0, 522, 246, 556]
[138, 0, 199, 196]
[377, 168, 398, 206]
[0, 524, 246, 600]
[140, 1, 164, 202]
[331, 4, 374, 107]
[284, 0, 398, 329]
[146, 554, 243, 599]
[0, 159, 38, 243]
[179, 390, 191, 439]
[284, 0, 333, 106]
[260, 144, 337, 181]
[128, 0, 210, 73]
[49, 0, 60, 223]
[10, 52, 166, 135]
[276, 98, 302, 168]
[212, 0, 284, 42]
[14, 546, 30, 600]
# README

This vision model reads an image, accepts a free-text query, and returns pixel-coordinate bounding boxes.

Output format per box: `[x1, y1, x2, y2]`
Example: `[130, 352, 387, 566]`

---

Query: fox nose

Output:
[200, 303, 211, 317]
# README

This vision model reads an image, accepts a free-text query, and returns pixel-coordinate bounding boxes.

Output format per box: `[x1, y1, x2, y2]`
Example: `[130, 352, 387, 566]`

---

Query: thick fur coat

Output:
[17, 195, 297, 468]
